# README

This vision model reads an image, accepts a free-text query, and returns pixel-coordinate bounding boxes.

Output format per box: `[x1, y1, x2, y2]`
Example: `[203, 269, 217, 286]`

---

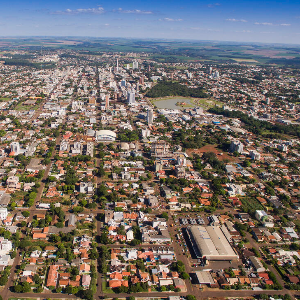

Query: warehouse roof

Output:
[195, 271, 215, 285]
[188, 226, 238, 260]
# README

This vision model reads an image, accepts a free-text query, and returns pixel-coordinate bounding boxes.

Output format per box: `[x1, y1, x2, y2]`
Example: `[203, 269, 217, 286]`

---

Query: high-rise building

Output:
[116, 58, 119, 72]
[10, 142, 20, 155]
[139, 76, 144, 85]
[133, 60, 138, 69]
[212, 71, 219, 79]
[127, 92, 135, 105]
[105, 95, 110, 110]
[121, 80, 126, 87]
[147, 109, 153, 125]
[230, 140, 243, 154]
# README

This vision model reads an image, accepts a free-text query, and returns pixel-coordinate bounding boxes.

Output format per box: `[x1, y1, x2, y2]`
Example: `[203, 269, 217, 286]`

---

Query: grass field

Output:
[240, 196, 264, 214]
[0, 97, 11, 102]
[15, 103, 37, 111]
[191, 98, 223, 108]
[102, 277, 115, 294]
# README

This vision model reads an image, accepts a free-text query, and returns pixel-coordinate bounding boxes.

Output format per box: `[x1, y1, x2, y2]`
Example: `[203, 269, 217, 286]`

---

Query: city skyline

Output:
[0, 0, 299, 44]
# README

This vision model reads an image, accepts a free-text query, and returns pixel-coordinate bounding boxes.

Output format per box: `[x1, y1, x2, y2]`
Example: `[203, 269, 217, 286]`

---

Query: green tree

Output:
[22, 210, 30, 218]
[186, 295, 196, 300]
[22, 281, 31, 293]
[14, 284, 23, 293]
[161, 212, 169, 220]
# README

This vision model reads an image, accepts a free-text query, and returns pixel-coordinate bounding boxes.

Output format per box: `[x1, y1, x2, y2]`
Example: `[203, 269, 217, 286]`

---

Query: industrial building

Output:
[194, 271, 216, 286]
[187, 226, 238, 261]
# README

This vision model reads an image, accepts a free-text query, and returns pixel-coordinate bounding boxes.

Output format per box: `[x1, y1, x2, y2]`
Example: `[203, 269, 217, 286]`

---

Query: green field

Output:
[15, 103, 38, 111]
[0, 97, 10, 102]
[0, 37, 300, 66]
[192, 98, 223, 108]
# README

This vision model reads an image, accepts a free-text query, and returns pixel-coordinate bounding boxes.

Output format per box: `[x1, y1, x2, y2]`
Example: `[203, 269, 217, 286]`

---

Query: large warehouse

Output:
[188, 226, 238, 261]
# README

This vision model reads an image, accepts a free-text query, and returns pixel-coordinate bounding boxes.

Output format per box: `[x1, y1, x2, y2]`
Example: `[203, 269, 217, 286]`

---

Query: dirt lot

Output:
[187, 145, 238, 162]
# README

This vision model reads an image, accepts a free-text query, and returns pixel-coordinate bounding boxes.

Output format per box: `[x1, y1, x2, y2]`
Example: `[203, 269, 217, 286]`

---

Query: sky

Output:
[0, 0, 299, 44]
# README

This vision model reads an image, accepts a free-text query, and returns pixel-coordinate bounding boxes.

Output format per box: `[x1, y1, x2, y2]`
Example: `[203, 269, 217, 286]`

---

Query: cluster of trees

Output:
[94, 163, 106, 178]
[172, 129, 206, 149]
[232, 76, 261, 85]
[64, 167, 78, 185]
[146, 80, 207, 98]
[49, 204, 65, 228]
[129, 225, 142, 246]
[0, 266, 11, 286]
[170, 260, 189, 280]
[160, 177, 191, 192]
[113, 281, 149, 293]
[51, 284, 94, 300]
[4, 59, 55, 69]
[69, 155, 92, 163]
[264, 271, 283, 290]
[118, 129, 140, 142]
[15, 154, 31, 169]
[14, 281, 32, 293]
[88, 243, 99, 260]
[31, 214, 52, 228]
[286, 283, 300, 290]
[99, 245, 110, 274]
[211, 177, 227, 195]
[24, 190, 37, 207]
[202, 152, 225, 171]
[48, 230, 77, 244]
[77, 196, 97, 210]
[209, 107, 300, 138]
[55, 243, 76, 263]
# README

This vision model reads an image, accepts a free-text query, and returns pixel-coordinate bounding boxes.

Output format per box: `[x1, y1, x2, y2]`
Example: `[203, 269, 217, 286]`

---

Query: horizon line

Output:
[0, 36, 299, 47]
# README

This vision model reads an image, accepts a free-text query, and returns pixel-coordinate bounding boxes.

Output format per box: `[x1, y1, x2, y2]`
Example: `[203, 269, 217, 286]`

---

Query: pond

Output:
[152, 97, 194, 110]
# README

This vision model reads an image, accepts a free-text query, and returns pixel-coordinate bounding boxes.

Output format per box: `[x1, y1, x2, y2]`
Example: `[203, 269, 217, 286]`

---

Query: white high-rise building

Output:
[212, 71, 219, 79]
[230, 140, 243, 154]
[127, 92, 135, 105]
[10, 142, 20, 155]
[147, 109, 153, 125]
[0, 208, 8, 220]
[133, 60, 138, 69]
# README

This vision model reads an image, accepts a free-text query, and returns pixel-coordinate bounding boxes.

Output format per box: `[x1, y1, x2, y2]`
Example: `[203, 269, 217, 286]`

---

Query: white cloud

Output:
[226, 18, 247, 22]
[116, 8, 153, 14]
[161, 18, 183, 22]
[53, 7, 104, 15]
[255, 22, 291, 26]
[235, 30, 252, 33]
[255, 22, 273, 26]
